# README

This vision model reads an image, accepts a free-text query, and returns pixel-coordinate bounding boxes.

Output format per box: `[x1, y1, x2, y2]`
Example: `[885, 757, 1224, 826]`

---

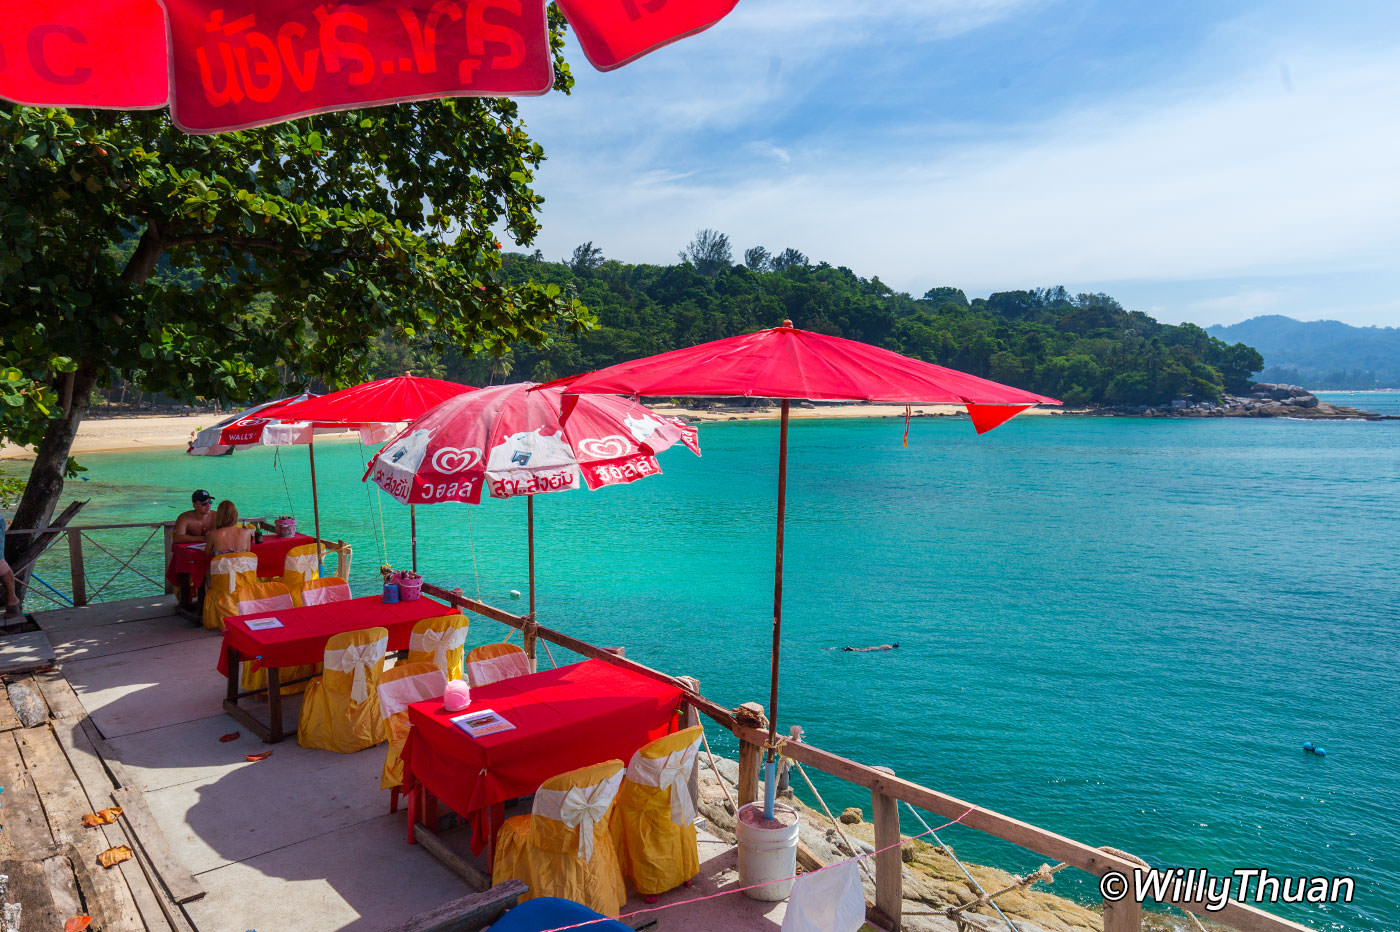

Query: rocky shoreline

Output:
[1096, 383, 1384, 420]
[695, 754, 1206, 932]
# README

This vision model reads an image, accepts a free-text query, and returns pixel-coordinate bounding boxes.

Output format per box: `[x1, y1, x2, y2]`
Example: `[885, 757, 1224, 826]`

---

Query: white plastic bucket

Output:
[736, 801, 800, 900]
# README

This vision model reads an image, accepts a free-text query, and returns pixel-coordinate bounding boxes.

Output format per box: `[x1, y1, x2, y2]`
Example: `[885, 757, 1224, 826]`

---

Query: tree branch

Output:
[121, 218, 164, 286]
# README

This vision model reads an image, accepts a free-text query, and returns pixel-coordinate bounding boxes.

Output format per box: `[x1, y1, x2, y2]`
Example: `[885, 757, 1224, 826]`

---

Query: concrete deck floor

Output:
[37, 596, 790, 932]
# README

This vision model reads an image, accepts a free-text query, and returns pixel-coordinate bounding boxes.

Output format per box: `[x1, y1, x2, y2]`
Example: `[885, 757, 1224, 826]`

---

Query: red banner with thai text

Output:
[159, 0, 553, 133]
[555, 0, 738, 71]
[0, 0, 168, 108]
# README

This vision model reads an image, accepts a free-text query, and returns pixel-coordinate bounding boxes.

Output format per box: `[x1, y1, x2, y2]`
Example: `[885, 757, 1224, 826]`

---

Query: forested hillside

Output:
[1207, 316, 1400, 388]
[388, 244, 1263, 407]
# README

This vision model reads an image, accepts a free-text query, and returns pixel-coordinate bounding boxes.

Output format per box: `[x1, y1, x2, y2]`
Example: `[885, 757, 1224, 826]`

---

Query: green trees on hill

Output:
[443, 255, 1262, 406]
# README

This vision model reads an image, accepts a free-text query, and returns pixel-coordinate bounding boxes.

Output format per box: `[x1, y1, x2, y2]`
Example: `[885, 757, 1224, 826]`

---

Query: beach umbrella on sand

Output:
[557, 320, 1060, 816]
[247, 375, 477, 567]
[362, 381, 700, 619]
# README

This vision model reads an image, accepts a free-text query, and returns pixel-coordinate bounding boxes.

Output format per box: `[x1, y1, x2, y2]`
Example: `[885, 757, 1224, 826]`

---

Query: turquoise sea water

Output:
[21, 402, 1400, 930]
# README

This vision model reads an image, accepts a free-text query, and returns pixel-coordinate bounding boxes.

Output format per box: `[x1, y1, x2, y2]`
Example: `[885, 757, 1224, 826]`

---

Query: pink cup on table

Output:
[443, 680, 471, 712]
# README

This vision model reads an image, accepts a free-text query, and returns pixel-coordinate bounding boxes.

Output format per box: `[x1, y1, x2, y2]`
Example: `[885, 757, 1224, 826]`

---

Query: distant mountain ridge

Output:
[1206, 315, 1400, 389]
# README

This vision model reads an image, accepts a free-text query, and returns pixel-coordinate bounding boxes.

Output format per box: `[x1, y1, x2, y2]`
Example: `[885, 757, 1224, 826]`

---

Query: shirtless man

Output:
[173, 490, 216, 543]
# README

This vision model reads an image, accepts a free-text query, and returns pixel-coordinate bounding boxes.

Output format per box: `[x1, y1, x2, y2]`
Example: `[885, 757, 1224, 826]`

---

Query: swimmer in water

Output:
[841, 643, 898, 652]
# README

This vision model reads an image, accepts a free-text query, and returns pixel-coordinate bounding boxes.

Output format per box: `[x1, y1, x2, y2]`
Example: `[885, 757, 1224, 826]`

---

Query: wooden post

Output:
[1103, 897, 1141, 932]
[522, 617, 538, 674]
[162, 523, 175, 595]
[738, 733, 762, 810]
[870, 765, 903, 932]
[68, 530, 87, 607]
[678, 676, 702, 810]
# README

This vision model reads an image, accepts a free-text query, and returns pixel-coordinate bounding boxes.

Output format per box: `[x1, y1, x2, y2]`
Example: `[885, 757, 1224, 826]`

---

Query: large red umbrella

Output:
[251, 375, 476, 566]
[1, 0, 742, 133]
[363, 381, 700, 615]
[558, 321, 1060, 812]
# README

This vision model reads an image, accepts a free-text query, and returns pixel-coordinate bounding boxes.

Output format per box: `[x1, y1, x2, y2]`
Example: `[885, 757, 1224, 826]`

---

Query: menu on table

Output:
[451, 709, 515, 737]
[244, 617, 284, 631]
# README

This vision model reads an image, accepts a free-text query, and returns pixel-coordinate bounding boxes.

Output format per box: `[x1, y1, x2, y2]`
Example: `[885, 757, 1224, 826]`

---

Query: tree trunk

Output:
[6, 365, 100, 564]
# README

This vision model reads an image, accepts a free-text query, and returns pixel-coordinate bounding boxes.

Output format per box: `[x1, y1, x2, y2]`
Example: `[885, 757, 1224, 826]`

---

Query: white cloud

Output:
[523, 37, 1400, 326]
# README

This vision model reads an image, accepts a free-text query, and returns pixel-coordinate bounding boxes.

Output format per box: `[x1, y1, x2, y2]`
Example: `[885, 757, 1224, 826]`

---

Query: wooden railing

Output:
[7, 519, 352, 609]
[421, 582, 1313, 932]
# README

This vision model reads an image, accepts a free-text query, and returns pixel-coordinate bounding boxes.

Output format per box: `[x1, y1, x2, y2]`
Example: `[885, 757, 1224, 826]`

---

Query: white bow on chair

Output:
[215, 555, 258, 592]
[283, 552, 319, 582]
[409, 626, 467, 672]
[628, 739, 701, 827]
[323, 636, 388, 703]
[535, 771, 624, 862]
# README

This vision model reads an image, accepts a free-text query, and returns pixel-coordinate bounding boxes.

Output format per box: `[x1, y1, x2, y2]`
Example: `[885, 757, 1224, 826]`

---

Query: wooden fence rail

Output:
[422, 582, 1314, 932]
[8, 519, 350, 609]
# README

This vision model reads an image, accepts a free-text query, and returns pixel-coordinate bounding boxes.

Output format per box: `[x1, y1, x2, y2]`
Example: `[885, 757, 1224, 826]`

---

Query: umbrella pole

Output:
[527, 495, 537, 617]
[308, 438, 324, 567]
[526, 495, 537, 672]
[410, 505, 418, 573]
[766, 399, 790, 819]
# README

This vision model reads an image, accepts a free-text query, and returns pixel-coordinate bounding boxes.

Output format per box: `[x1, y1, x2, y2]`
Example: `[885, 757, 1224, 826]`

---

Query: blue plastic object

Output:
[1315, 747, 1327, 757]
[382, 582, 399, 603]
[1303, 742, 1315, 752]
[486, 897, 633, 932]
[764, 759, 777, 819]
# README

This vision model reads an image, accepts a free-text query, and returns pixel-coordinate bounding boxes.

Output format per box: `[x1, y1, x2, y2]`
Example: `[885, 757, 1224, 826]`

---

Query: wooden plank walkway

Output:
[0, 676, 177, 932]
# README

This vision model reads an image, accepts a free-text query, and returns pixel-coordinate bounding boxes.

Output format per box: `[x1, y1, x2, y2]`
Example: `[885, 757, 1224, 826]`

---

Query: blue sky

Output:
[514, 0, 1400, 328]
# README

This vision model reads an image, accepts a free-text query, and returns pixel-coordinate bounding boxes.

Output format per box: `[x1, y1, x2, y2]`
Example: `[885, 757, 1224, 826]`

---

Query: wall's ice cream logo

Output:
[578, 435, 631, 460]
[430, 446, 481, 474]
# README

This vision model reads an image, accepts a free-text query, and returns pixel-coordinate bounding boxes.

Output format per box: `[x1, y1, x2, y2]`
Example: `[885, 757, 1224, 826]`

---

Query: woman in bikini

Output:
[205, 500, 253, 556]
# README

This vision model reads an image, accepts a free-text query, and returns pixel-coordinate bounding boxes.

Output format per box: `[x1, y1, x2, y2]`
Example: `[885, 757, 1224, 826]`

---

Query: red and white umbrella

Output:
[364, 381, 699, 610]
[186, 392, 317, 455]
[186, 375, 474, 564]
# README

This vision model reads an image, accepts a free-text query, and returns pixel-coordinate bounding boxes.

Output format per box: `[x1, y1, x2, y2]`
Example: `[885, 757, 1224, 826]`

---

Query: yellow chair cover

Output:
[279, 543, 322, 605]
[612, 725, 704, 895]
[405, 614, 469, 681]
[465, 642, 531, 687]
[297, 626, 389, 753]
[378, 662, 448, 798]
[493, 759, 627, 916]
[202, 550, 259, 631]
[297, 576, 351, 607]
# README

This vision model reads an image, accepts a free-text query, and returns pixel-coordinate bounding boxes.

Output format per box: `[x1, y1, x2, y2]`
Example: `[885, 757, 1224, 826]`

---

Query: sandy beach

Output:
[0, 402, 1062, 460]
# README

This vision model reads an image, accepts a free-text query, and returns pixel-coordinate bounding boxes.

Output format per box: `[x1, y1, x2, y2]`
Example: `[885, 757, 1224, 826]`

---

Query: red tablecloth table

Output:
[402, 659, 683, 853]
[168, 532, 317, 594]
[219, 594, 461, 743]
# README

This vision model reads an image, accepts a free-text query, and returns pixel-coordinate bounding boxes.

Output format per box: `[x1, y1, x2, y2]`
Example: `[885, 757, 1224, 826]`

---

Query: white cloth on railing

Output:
[283, 552, 320, 583]
[466, 651, 530, 686]
[533, 771, 625, 862]
[212, 555, 257, 592]
[323, 636, 388, 703]
[378, 669, 449, 718]
[410, 625, 467, 672]
[626, 737, 701, 827]
[781, 858, 865, 932]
